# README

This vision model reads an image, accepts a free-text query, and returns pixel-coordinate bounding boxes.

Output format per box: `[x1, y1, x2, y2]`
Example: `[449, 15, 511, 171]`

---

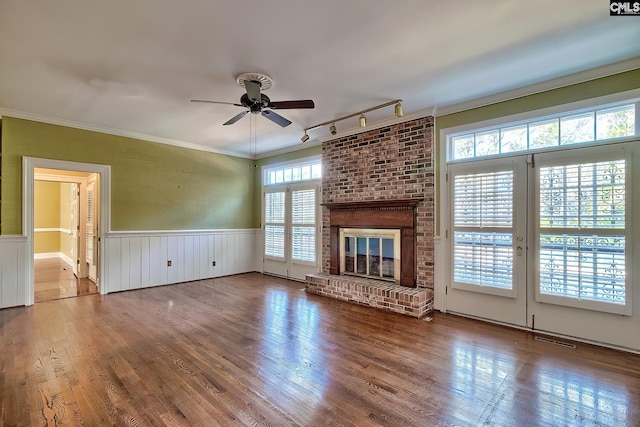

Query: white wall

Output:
[0, 229, 261, 309]
[103, 229, 261, 293]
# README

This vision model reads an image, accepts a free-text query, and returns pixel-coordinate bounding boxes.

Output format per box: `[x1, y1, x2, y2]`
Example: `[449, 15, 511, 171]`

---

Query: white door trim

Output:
[23, 157, 111, 305]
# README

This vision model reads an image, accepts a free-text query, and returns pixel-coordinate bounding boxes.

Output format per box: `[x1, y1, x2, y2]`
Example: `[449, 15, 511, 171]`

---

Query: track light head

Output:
[301, 132, 310, 143]
[330, 123, 337, 135]
[359, 114, 366, 128]
[395, 101, 403, 117]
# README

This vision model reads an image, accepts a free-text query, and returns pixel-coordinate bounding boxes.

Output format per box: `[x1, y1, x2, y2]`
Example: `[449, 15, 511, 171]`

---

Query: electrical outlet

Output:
[167, 260, 172, 267]
[212, 261, 216, 266]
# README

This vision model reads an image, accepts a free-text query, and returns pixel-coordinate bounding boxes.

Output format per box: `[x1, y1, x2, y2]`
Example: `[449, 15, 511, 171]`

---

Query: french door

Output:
[446, 144, 638, 349]
[263, 182, 320, 281]
[446, 157, 528, 326]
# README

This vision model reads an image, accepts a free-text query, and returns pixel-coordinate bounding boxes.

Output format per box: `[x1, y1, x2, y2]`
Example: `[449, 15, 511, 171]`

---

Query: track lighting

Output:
[301, 99, 402, 142]
[395, 101, 403, 117]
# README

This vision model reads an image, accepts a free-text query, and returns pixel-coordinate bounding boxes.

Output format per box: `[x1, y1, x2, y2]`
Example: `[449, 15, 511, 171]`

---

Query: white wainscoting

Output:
[0, 235, 28, 309]
[104, 229, 261, 293]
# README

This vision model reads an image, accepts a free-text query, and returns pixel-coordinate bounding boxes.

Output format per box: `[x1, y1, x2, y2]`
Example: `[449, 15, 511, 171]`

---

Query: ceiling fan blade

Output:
[191, 99, 243, 107]
[261, 110, 292, 127]
[244, 80, 261, 102]
[223, 110, 249, 125]
[268, 100, 315, 110]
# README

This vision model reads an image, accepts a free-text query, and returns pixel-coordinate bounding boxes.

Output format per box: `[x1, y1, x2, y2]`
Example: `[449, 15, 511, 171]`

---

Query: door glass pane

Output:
[454, 232, 513, 289]
[265, 192, 285, 223]
[356, 238, 367, 274]
[265, 191, 286, 258]
[381, 238, 395, 279]
[453, 170, 514, 290]
[265, 225, 285, 258]
[292, 226, 315, 262]
[369, 238, 380, 276]
[344, 237, 355, 273]
[538, 159, 626, 306]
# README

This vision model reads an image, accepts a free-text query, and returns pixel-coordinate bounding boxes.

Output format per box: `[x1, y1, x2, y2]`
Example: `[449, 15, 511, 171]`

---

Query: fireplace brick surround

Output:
[305, 117, 434, 317]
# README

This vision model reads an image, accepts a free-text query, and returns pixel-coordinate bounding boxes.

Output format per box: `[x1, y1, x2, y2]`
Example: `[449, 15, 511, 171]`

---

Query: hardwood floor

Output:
[2, 273, 639, 426]
[34, 258, 98, 303]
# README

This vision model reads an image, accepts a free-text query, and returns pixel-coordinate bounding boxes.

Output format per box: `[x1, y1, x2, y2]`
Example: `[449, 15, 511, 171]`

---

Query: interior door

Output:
[446, 157, 528, 327]
[70, 183, 79, 277]
[86, 174, 99, 283]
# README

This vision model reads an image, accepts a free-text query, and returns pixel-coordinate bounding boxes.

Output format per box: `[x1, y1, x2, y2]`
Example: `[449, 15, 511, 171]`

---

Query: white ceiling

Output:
[1, 1, 639, 158]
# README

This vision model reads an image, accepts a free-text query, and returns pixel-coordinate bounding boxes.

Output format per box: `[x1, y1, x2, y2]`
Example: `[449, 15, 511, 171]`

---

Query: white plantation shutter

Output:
[264, 191, 285, 258]
[538, 159, 627, 306]
[291, 188, 316, 262]
[453, 170, 514, 290]
[86, 186, 94, 262]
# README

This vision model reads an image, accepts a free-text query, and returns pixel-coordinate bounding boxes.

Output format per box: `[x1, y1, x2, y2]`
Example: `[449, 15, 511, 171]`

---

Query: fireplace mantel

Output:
[322, 199, 423, 210]
[324, 199, 423, 287]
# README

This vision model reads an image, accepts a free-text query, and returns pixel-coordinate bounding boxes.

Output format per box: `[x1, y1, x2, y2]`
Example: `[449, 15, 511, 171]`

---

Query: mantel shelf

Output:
[322, 199, 424, 210]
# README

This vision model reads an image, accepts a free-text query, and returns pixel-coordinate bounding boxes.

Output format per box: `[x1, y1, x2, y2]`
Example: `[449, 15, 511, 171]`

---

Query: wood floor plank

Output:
[2, 272, 640, 426]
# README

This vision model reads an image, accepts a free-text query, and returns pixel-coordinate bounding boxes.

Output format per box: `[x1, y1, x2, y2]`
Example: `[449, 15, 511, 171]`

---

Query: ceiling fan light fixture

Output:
[301, 132, 310, 143]
[395, 101, 403, 117]
[330, 123, 337, 135]
[359, 114, 366, 128]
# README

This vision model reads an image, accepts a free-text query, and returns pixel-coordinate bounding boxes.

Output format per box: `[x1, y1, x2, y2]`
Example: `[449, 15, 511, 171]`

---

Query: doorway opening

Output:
[24, 157, 111, 306]
[33, 169, 99, 302]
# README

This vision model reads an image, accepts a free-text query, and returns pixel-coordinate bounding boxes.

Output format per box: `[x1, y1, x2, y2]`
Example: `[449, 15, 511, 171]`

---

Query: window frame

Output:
[446, 97, 640, 164]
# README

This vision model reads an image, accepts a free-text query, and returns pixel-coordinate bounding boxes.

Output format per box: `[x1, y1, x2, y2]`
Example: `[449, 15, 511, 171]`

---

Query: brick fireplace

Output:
[305, 117, 434, 317]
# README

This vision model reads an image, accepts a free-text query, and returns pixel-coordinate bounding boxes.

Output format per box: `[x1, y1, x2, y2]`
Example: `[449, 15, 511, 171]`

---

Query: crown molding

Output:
[435, 58, 640, 117]
[0, 108, 251, 159]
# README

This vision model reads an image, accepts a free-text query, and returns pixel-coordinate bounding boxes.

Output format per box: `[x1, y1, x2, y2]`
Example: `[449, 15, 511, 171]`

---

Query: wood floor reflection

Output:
[34, 258, 98, 303]
[2, 272, 639, 426]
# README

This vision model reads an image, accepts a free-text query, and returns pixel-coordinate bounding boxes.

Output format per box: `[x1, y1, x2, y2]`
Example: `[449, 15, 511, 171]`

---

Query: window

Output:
[262, 157, 322, 281]
[536, 155, 628, 312]
[452, 170, 515, 291]
[264, 191, 285, 258]
[291, 189, 316, 262]
[450, 103, 636, 161]
[264, 160, 322, 185]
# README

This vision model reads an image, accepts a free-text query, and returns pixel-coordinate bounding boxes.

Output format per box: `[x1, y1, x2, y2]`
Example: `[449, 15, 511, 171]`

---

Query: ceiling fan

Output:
[191, 73, 315, 127]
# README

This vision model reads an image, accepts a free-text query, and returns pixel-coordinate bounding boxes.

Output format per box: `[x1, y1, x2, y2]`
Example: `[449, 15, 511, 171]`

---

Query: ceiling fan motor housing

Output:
[240, 93, 271, 114]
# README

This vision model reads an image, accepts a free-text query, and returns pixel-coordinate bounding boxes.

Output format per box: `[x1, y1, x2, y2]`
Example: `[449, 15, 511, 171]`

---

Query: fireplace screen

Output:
[339, 228, 401, 282]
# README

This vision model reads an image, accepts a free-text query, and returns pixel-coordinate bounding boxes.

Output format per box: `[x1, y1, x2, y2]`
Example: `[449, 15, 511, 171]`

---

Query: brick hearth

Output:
[306, 273, 433, 318]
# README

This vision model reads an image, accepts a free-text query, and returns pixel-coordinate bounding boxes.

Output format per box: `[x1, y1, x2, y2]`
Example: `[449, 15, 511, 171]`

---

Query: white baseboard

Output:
[60, 253, 74, 267]
[34, 252, 74, 267]
[34, 252, 62, 259]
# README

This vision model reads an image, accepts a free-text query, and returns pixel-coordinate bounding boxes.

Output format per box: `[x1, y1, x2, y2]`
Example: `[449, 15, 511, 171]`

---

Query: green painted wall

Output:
[437, 68, 640, 132]
[252, 144, 322, 227]
[34, 180, 61, 253]
[1, 117, 256, 234]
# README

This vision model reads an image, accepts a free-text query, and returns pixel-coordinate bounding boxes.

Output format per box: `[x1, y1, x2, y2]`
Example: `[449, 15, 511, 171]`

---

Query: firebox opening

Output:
[339, 228, 401, 283]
